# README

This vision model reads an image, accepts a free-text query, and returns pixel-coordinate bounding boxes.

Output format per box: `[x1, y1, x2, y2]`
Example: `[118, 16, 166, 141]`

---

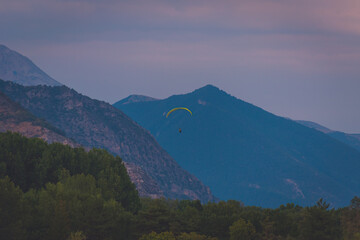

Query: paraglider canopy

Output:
[166, 107, 192, 118]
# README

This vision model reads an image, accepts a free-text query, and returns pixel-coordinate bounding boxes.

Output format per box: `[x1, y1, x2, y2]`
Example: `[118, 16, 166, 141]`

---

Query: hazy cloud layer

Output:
[2, 0, 360, 132]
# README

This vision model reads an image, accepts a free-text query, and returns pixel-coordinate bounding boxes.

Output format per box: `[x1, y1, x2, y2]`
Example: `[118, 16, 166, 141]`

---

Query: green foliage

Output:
[140, 231, 176, 240]
[199, 200, 244, 239]
[177, 232, 218, 240]
[0, 176, 26, 240]
[140, 231, 217, 240]
[0, 131, 140, 212]
[177, 203, 202, 233]
[261, 203, 302, 239]
[229, 218, 256, 240]
[2, 132, 360, 240]
[23, 174, 135, 240]
[341, 196, 360, 240]
[299, 198, 341, 240]
[68, 231, 86, 240]
[135, 198, 177, 238]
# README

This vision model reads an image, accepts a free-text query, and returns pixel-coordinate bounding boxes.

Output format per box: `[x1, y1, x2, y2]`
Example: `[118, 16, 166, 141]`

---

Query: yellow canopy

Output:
[166, 107, 192, 118]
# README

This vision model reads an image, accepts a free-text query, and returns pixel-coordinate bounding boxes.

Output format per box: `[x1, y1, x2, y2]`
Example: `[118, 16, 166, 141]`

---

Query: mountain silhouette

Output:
[114, 84, 360, 207]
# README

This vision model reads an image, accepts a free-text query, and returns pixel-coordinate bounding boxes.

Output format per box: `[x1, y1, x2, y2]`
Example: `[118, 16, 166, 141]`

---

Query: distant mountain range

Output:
[114, 85, 360, 207]
[0, 79, 215, 202]
[2, 43, 360, 208]
[0, 44, 62, 86]
[0, 44, 215, 202]
[297, 120, 360, 152]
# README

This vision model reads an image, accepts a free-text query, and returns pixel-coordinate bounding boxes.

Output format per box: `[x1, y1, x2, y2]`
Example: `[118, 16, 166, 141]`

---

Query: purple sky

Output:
[2, 0, 360, 133]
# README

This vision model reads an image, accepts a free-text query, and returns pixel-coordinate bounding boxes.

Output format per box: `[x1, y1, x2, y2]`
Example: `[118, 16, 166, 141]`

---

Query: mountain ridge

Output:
[0, 79, 215, 203]
[117, 94, 158, 105]
[115, 84, 360, 207]
[0, 90, 77, 147]
[297, 120, 360, 152]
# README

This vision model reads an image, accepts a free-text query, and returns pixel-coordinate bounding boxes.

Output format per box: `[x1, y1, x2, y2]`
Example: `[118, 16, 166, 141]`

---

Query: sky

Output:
[1, 0, 360, 133]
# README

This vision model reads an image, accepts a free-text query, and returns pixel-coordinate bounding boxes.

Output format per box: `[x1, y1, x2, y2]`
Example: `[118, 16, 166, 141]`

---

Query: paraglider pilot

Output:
[166, 107, 191, 134]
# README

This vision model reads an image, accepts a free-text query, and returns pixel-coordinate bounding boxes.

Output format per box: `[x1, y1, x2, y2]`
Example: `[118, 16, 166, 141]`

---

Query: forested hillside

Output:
[0, 131, 139, 211]
[1, 132, 360, 240]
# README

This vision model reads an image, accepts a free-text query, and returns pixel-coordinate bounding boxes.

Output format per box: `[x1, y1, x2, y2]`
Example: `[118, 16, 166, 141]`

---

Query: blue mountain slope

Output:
[114, 85, 360, 207]
[297, 120, 360, 152]
[328, 132, 360, 152]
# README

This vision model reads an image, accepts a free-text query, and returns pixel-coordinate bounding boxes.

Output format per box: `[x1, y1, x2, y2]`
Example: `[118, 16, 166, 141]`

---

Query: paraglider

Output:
[165, 107, 192, 134]
[166, 107, 192, 118]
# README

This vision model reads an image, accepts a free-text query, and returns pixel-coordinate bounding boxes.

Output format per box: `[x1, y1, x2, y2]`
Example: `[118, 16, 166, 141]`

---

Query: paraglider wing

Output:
[166, 107, 192, 118]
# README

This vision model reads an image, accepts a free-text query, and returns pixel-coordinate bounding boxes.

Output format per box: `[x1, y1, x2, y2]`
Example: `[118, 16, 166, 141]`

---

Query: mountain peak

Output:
[114, 94, 158, 105]
[195, 84, 221, 92]
[190, 84, 238, 105]
[0, 44, 62, 87]
[115, 84, 360, 207]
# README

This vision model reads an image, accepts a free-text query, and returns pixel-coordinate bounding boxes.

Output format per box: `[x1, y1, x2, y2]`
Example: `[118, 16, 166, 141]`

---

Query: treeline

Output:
[0, 132, 360, 240]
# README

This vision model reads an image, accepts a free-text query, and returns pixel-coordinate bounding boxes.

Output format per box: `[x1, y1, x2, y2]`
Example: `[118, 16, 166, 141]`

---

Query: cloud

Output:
[25, 30, 360, 81]
[2, 0, 360, 42]
[4, 0, 360, 78]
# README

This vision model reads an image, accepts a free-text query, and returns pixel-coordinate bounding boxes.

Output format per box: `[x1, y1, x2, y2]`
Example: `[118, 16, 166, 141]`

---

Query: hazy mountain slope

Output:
[0, 90, 76, 146]
[297, 120, 360, 152]
[296, 120, 333, 134]
[0, 80, 215, 202]
[328, 132, 360, 152]
[114, 85, 360, 207]
[0, 44, 62, 86]
[119, 94, 158, 105]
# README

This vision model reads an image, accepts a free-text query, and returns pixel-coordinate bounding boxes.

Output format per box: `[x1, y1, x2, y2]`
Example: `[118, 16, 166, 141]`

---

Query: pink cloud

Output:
[105, 0, 360, 35]
[5, 0, 360, 80]
[26, 30, 360, 79]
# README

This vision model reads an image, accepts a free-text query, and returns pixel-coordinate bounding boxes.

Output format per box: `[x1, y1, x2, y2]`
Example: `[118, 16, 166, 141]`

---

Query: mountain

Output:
[118, 94, 158, 105]
[0, 44, 62, 86]
[0, 90, 76, 147]
[114, 84, 360, 207]
[296, 120, 333, 134]
[297, 120, 360, 152]
[0, 79, 215, 203]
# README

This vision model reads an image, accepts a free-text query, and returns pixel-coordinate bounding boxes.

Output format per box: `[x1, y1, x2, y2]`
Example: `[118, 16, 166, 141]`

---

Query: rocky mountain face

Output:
[0, 90, 76, 147]
[123, 162, 164, 198]
[0, 80, 215, 202]
[0, 44, 62, 86]
[297, 120, 360, 152]
[114, 84, 360, 207]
